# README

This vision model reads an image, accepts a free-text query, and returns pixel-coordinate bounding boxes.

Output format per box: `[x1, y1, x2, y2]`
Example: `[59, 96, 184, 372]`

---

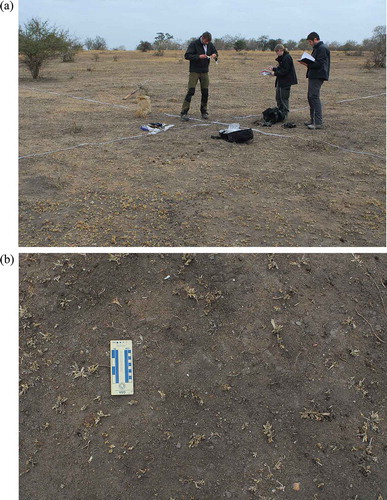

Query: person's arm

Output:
[209, 43, 218, 60]
[306, 46, 326, 70]
[184, 41, 200, 61]
[273, 56, 292, 76]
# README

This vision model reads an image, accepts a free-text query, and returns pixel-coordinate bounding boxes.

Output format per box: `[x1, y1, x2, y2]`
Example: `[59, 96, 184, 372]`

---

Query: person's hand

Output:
[199, 54, 208, 59]
[210, 53, 217, 59]
[298, 61, 308, 66]
[268, 66, 274, 70]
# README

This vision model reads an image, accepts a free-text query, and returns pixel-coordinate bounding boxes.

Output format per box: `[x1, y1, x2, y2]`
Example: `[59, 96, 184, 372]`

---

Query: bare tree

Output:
[84, 36, 108, 51]
[154, 32, 174, 56]
[363, 25, 386, 67]
[285, 40, 297, 51]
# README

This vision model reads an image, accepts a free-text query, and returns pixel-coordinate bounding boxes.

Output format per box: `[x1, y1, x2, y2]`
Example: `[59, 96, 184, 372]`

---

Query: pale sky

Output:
[19, 0, 386, 50]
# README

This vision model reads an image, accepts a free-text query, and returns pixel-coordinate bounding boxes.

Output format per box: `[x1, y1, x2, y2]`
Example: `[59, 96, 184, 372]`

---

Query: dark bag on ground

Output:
[262, 107, 286, 125]
[212, 128, 254, 143]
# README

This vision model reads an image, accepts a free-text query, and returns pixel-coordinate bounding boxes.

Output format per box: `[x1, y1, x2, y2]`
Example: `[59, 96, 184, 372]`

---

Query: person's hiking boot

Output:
[307, 124, 323, 130]
[201, 113, 209, 120]
[180, 113, 189, 122]
[304, 121, 313, 126]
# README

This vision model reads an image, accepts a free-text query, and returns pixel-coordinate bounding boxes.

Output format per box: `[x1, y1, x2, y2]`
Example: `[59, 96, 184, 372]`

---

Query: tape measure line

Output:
[336, 93, 386, 103]
[21, 87, 385, 113]
[19, 134, 145, 159]
[19, 121, 384, 160]
[19, 88, 385, 160]
[23, 86, 131, 110]
[163, 115, 385, 156]
[19, 143, 93, 159]
[323, 142, 384, 159]
[251, 128, 291, 138]
[165, 114, 291, 137]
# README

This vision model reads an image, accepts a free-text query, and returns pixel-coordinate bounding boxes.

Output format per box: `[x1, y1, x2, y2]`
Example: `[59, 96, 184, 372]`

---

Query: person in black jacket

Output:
[299, 32, 330, 129]
[268, 44, 298, 120]
[180, 32, 218, 121]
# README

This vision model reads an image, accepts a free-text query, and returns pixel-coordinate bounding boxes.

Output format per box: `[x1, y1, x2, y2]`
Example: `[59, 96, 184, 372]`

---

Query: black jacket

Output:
[273, 52, 298, 88]
[306, 41, 330, 80]
[184, 37, 218, 73]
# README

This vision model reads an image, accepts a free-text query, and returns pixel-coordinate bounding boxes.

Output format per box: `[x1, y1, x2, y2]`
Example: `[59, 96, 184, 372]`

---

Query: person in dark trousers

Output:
[180, 31, 218, 121]
[268, 44, 298, 120]
[299, 32, 330, 129]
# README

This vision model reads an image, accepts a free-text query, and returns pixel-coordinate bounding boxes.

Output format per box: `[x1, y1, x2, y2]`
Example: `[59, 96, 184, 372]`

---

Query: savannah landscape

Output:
[19, 49, 386, 247]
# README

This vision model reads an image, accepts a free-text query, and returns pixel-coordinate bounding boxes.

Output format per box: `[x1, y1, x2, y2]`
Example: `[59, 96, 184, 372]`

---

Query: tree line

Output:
[18, 18, 386, 80]
[137, 29, 386, 55]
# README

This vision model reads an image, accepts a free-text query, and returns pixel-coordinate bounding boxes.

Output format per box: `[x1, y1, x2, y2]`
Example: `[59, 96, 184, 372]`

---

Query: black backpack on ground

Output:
[212, 128, 254, 143]
[262, 107, 286, 125]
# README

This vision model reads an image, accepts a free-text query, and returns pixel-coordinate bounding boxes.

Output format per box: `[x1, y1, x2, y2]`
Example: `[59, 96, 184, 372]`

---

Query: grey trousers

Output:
[275, 85, 291, 118]
[307, 78, 324, 125]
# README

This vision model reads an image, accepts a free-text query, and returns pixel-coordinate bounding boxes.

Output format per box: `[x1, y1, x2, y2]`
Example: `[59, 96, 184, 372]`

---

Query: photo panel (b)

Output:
[19, 253, 386, 499]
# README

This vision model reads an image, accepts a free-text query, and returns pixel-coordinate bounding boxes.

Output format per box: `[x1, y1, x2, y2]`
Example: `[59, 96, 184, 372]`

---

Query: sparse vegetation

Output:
[19, 18, 76, 79]
[188, 433, 205, 448]
[19, 254, 387, 498]
[84, 35, 108, 51]
[136, 40, 153, 52]
[263, 421, 274, 443]
[154, 32, 174, 56]
[363, 25, 386, 68]
[62, 41, 83, 62]
[52, 396, 68, 414]
[19, 47, 385, 247]
[234, 39, 247, 52]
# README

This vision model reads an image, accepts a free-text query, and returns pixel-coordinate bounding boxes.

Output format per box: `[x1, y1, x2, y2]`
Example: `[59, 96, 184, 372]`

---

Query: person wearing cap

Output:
[267, 44, 298, 121]
[180, 32, 218, 121]
[299, 32, 330, 129]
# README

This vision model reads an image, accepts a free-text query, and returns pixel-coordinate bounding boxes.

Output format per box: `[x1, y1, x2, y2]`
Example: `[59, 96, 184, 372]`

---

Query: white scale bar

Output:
[110, 340, 134, 395]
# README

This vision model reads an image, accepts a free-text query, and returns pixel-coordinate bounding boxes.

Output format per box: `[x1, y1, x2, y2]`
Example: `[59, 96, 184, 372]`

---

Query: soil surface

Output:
[19, 253, 386, 499]
[19, 50, 386, 247]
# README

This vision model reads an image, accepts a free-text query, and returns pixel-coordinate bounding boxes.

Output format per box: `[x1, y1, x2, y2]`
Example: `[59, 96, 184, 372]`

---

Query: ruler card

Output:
[110, 340, 134, 395]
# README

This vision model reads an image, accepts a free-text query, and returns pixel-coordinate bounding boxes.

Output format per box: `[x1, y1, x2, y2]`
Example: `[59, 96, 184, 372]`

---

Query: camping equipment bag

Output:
[212, 128, 254, 143]
[262, 107, 286, 124]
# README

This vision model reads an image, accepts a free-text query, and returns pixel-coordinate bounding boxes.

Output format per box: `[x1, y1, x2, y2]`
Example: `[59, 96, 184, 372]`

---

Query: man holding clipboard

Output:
[298, 32, 330, 129]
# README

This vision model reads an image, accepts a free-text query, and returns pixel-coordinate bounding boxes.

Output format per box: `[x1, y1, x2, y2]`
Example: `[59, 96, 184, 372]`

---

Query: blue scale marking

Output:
[124, 349, 133, 382]
[111, 349, 119, 383]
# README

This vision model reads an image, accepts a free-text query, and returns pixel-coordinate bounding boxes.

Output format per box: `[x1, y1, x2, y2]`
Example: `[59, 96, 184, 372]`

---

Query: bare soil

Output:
[19, 50, 386, 247]
[19, 253, 387, 499]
